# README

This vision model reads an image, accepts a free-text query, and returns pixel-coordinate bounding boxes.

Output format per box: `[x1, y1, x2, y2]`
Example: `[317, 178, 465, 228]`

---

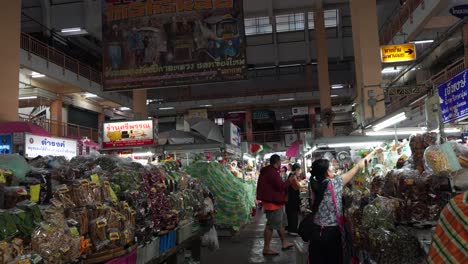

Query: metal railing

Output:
[379, 0, 423, 44]
[20, 33, 102, 84]
[385, 57, 465, 113]
[241, 128, 316, 143]
[18, 114, 99, 142]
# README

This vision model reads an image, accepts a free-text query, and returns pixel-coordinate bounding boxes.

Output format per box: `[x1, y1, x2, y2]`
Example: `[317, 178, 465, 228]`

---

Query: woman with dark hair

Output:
[285, 163, 302, 235]
[281, 166, 288, 182]
[308, 149, 382, 264]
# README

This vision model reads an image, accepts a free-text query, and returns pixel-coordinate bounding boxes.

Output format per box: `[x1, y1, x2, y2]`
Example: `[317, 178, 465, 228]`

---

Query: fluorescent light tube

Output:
[331, 95, 339, 97]
[373, 112, 407, 131]
[200, 104, 212, 107]
[279, 98, 295, 101]
[381, 68, 400, 74]
[366, 130, 424, 136]
[120, 107, 131, 111]
[327, 142, 383, 148]
[159, 107, 175, 110]
[61, 27, 81, 33]
[19, 96, 37, 100]
[31, 72, 45, 78]
[84, 93, 97, 98]
[411, 40, 434, 44]
[331, 84, 344, 89]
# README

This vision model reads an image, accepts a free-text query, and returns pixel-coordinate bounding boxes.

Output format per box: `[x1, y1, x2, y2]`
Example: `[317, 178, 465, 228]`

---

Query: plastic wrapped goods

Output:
[409, 132, 437, 172]
[424, 146, 450, 175]
[0, 155, 31, 182]
[362, 196, 398, 230]
[185, 162, 255, 231]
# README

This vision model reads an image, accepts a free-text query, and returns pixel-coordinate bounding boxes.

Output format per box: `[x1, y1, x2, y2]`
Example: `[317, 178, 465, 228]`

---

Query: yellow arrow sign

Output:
[380, 44, 416, 63]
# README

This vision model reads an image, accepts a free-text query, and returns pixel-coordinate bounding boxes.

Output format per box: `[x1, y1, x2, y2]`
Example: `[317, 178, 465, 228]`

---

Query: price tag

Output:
[90, 174, 100, 186]
[69, 227, 80, 237]
[97, 218, 107, 229]
[109, 232, 120, 241]
[79, 179, 89, 187]
[30, 184, 41, 203]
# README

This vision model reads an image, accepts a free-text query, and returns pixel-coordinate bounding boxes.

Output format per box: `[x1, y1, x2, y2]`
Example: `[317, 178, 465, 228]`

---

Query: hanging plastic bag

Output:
[424, 146, 450, 175]
[201, 226, 219, 251]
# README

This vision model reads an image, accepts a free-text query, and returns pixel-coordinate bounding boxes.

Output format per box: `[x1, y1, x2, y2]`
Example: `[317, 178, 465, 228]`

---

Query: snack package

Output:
[0, 238, 25, 263]
[3, 187, 29, 209]
[424, 146, 450, 175]
[89, 216, 110, 252]
[53, 184, 76, 208]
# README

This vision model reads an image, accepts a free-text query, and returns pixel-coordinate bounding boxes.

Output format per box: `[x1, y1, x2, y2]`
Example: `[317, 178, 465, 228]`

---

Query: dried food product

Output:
[41, 205, 66, 227]
[362, 196, 399, 230]
[31, 222, 81, 263]
[53, 184, 76, 208]
[409, 133, 437, 172]
[370, 174, 385, 197]
[3, 187, 29, 209]
[67, 208, 88, 235]
[107, 228, 122, 248]
[89, 216, 110, 252]
[424, 146, 450, 175]
[0, 155, 31, 181]
[0, 238, 25, 263]
[9, 208, 36, 238]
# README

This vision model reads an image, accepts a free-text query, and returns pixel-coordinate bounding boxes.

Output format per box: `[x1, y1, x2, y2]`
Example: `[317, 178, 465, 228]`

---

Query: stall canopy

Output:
[0, 121, 50, 136]
[187, 118, 224, 143]
[159, 130, 214, 145]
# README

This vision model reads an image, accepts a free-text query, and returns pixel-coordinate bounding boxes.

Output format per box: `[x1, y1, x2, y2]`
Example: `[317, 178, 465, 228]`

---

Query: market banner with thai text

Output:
[102, 0, 247, 90]
[438, 68, 468, 123]
[25, 134, 78, 160]
[103, 120, 154, 148]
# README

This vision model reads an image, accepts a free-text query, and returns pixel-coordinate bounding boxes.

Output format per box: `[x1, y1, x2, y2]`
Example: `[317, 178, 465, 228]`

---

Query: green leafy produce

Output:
[0, 209, 19, 240]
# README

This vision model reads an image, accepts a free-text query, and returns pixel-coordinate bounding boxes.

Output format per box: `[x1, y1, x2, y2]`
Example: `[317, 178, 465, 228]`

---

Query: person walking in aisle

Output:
[257, 154, 295, 256]
[286, 163, 302, 236]
[308, 148, 382, 264]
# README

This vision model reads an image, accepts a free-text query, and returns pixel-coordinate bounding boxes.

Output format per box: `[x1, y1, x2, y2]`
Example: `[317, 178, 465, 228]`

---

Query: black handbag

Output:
[298, 183, 316, 242]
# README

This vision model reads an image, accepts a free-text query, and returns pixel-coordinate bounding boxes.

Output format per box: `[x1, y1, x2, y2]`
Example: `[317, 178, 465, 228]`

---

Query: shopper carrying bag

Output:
[302, 148, 382, 264]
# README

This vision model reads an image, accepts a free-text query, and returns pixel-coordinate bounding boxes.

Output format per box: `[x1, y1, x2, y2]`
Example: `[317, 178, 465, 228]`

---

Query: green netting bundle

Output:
[185, 162, 255, 230]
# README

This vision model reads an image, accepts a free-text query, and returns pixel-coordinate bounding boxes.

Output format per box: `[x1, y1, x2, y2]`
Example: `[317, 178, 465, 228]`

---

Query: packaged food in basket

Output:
[424, 146, 450, 175]
[89, 216, 110, 251]
[32, 222, 81, 263]
[0, 238, 24, 263]
[107, 228, 122, 248]
[53, 184, 76, 208]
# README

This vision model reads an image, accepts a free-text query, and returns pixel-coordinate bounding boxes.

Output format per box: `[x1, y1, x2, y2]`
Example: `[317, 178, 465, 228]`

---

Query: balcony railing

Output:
[18, 114, 99, 142]
[385, 57, 465, 113]
[20, 33, 102, 84]
[379, 0, 424, 44]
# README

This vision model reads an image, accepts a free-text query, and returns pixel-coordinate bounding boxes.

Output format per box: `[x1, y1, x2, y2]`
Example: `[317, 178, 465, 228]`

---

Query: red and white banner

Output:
[103, 120, 154, 148]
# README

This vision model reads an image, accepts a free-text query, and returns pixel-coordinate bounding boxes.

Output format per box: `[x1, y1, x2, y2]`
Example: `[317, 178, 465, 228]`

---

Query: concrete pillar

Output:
[308, 105, 316, 136]
[0, 1, 21, 122]
[314, 9, 334, 137]
[245, 108, 253, 142]
[464, 23, 468, 68]
[350, 0, 386, 126]
[133, 90, 147, 120]
[50, 96, 63, 136]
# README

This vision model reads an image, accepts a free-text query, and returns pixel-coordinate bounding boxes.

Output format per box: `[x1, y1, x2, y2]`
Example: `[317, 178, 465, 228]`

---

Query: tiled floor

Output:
[201, 211, 307, 264]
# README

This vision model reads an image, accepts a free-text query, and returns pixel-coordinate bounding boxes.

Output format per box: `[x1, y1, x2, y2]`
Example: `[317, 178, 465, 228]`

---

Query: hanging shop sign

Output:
[438, 68, 468, 123]
[380, 44, 416, 63]
[187, 109, 208, 119]
[102, 0, 247, 91]
[450, 5, 468, 19]
[292, 107, 308, 116]
[103, 120, 154, 148]
[224, 121, 241, 147]
[0, 134, 12, 154]
[25, 134, 77, 160]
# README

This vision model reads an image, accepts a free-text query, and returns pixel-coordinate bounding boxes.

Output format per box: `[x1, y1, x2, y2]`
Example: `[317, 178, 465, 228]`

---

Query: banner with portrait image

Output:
[102, 0, 247, 91]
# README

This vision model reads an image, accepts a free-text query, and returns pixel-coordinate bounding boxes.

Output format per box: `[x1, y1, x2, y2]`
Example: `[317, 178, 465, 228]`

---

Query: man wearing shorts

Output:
[257, 154, 295, 255]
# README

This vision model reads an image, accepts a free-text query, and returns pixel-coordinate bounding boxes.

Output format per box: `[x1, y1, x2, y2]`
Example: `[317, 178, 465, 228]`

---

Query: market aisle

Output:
[201, 210, 304, 264]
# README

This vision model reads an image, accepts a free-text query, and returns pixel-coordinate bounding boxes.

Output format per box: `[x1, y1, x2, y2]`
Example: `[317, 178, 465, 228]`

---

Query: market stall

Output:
[0, 154, 210, 264]
[0, 122, 51, 155]
[302, 132, 468, 263]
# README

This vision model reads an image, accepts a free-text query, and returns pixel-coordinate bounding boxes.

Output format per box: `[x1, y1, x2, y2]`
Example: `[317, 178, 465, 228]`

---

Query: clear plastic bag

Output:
[424, 145, 450, 175]
[201, 226, 219, 251]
